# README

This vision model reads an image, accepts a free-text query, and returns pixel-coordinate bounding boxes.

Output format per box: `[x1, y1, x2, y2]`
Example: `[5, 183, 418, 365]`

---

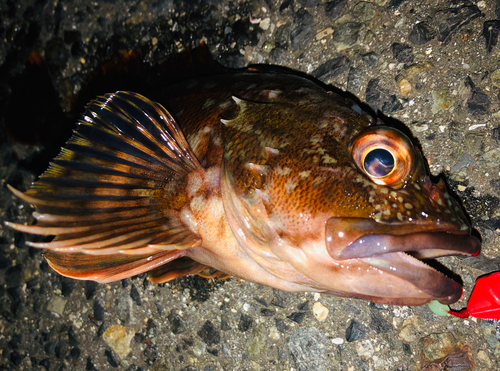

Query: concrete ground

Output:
[0, 0, 499, 370]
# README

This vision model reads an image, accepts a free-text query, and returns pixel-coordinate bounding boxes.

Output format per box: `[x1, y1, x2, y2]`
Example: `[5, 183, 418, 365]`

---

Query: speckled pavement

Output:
[1, 0, 500, 370]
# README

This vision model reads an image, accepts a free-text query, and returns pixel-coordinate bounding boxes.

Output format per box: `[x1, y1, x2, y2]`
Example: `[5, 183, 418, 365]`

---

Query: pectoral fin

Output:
[7, 91, 205, 281]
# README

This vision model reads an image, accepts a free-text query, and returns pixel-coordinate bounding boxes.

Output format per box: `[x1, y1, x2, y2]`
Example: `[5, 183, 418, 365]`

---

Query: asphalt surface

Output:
[0, 0, 499, 370]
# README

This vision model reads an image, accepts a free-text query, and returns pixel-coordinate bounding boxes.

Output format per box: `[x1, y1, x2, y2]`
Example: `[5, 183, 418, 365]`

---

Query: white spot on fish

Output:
[276, 166, 292, 176]
[299, 171, 311, 178]
[285, 179, 297, 194]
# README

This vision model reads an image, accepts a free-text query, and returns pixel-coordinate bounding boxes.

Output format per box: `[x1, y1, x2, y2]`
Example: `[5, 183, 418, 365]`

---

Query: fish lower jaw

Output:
[360, 251, 463, 304]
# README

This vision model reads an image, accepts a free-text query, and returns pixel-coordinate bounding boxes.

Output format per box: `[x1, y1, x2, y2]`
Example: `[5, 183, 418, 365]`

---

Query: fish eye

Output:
[363, 148, 395, 178]
[349, 127, 414, 187]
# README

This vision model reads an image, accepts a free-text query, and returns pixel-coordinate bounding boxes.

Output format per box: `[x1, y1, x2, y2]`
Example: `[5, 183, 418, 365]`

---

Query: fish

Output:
[5, 65, 480, 306]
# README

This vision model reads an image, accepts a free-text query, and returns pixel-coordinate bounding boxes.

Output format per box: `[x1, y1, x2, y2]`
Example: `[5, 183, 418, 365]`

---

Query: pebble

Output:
[315, 27, 333, 41]
[287, 311, 307, 324]
[409, 21, 436, 45]
[345, 319, 368, 342]
[312, 55, 351, 83]
[290, 24, 315, 52]
[324, 0, 347, 19]
[287, 327, 328, 371]
[103, 324, 134, 358]
[352, 2, 376, 22]
[332, 337, 344, 345]
[435, 5, 482, 45]
[484, 20, 500, 53]
[420, 332, 458, 362]
[398, 78, 411, 97]
[398, 317, 423, 343]
[238, 313, 253, 332]
[331, 22, 362, 50]
[246, 324, 267, 360]
[490, 69, 500, 88]
[369, 310, 392, 334]
[431, 88, 453, 113]
[356, 339, 374, 359]
[46, 296, 67, 315]
[391, 42, 414, 64]
[259, 18, 270, 30]
[167, 310, 187, 334]
[463, 77, 490, 115]
[312, 302, 329, 321]
[197, 320, 221, 345]
[361, 52, 380, 69]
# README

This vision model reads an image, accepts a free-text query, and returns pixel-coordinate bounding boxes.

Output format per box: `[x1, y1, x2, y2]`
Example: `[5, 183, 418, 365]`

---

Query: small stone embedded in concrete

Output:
[85, 281, 98, 300]
[294, 8, 313, 26]
[435, 5, 482, 46]
[93, 300, 104, 321]
[297, 0, 322, 7]
[409, 21, 436, 45]
[484, 20, 500, 53]
[312, 302, 329, 322]
[347, 67, 364, 93]
[46, 296, 67, 315]
[104, 349, 118, 368]
[462, 77, 490, 115]
[361, 52, 379, 69]
[238, 313, 253, 332]
[398, 78, 412, 97]
[260, 308, 275, 317]
[221, 314, 232, 331]
[312, 55, 351, 83]
[345, 319, 368, 342]
[287, 327, 328, 371]
[352, 2, 376, 22]
[432, 88, 453, 113]
[103, 324, 135, 358]
[271, 289, 290, 308]
[391, 42, 414, 64]
[491, 69, 500, 88]
[274, 23, 290, 47]
[366, 78, 401, 112]
[246, 324, 267, 360]
[167, 309, 187, 334]
[324, 0, 347, 19]
[356, 339, 374, 359]
[369, 310, 392, 334]
[275, 318, 289, 333]
[421, 332, 458, 362]
[197, 320, 221, 345]
[382, 95, 403, 113]
[290, 24, 315, 52]
[287, 311, 307, 324]
[129, 284, 141, 306]
[331, 22, 362, 50]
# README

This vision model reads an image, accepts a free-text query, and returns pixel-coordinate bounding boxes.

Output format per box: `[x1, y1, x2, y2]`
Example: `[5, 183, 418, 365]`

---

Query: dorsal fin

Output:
[6, 91, 204, 280]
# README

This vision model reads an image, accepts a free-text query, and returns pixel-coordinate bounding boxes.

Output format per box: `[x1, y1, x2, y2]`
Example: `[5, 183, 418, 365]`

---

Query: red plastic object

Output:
[449, 272, 500, 319]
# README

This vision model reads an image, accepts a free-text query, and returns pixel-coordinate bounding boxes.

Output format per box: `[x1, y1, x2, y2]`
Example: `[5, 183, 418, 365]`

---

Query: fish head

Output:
[221, 84, 480, 306]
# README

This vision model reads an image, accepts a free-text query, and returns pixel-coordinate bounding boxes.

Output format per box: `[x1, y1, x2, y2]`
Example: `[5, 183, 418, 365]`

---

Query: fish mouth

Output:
[326, 218, 481, 304]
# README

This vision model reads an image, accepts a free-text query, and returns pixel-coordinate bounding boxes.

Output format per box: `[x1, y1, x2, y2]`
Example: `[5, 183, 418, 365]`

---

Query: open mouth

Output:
[325, 217, 481, 304]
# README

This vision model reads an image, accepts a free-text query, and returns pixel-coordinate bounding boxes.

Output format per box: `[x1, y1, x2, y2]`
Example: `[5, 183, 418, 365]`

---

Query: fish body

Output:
[7, 67, 480, 306]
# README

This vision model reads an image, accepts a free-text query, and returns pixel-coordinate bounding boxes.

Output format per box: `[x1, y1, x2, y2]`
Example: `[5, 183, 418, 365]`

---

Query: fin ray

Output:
[8, 91, 202, 261]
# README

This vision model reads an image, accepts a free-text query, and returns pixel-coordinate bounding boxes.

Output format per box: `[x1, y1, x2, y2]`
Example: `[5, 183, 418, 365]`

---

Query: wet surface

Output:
[1, 0, 500, 370]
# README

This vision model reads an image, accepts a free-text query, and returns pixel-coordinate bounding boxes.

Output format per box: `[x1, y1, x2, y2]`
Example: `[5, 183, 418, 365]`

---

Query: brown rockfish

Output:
[6, 66, 480, 306]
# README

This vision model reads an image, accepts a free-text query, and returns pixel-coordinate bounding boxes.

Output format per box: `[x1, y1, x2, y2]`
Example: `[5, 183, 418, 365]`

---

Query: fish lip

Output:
[347, 232, 479, 304]
[325, 217, 481, 304]
[338, 230, 481, 260]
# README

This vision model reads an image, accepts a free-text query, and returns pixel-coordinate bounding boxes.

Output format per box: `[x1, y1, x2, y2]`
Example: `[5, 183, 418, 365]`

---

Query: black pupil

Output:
[363, 148, 395, 177]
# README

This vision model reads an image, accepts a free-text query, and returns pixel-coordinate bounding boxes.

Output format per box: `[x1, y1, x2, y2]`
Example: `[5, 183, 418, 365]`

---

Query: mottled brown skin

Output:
[7, 68, 480, 305]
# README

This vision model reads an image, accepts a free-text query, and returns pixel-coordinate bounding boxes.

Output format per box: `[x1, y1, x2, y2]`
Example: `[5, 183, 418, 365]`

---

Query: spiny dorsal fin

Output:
[6, 92, 202, 262]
